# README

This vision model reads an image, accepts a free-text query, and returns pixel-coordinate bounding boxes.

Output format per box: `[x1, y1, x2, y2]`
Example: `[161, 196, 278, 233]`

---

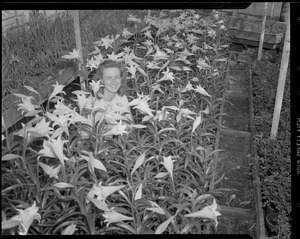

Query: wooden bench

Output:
[2, 60, 77, 133]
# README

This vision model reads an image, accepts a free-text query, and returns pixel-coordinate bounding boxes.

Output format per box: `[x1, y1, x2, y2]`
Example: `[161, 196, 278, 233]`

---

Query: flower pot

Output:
[265, 212, 277, 233]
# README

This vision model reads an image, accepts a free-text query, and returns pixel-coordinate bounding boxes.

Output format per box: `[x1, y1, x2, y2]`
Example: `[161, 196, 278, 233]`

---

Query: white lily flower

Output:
[126, 64, 137, 79]
[86, 182, 125, 205]
[27, 118, 53, 139]
[88, 80, 101, 96]
[176, 108, 196, 122]
[192, 115, 202, 134]
[61, 48, 80, 60]
[146, 61, 160, 69]
[197, 58, 212, 71]
[127, 14, 141, 23]
[154, 109, 170, 121]
[191, 44, 202, 53]
[48, 82, 66, 101]
[102, 120, 128, 136]
[53, 99, 74, 115]
[81, 151, 107, 173]
[38, 135, 69, 167]
[17, 96, 39, 115]
[71, 111, 92, 126]
[46, 111, 72, 136]
[38, 162, 61, 179]
[186, 33, 200, 45]
[122, 46, 132, 54]
[152, 45, 169, 60]
[103, 208, 134, 226]
[158, 68, 174, 83]
[94, 53, 104, 65]
[133, 97, 154, 117]
[144, 30, 153, 39]
[124, 50, 142, 66]
[86, 56, 100, 70]
[161, 156, 175, 182]
[9, 201, 41, 235]
[142, 39, 153, 48]
[177, 48, 194, 58]
[193, 85, 211, 98]
[181, 81, 194, 92]
[73, 93, 88, 114]
[192, 106, 210, 134]
[14, 120, 51, 143]
[122, 27, 134, 38]
[207, 29, 216, 39]
[184, 198, 221, 228]
[100, 35, 114, 50]
[201, 105, 210, 115]
[107, 51, 125, 62]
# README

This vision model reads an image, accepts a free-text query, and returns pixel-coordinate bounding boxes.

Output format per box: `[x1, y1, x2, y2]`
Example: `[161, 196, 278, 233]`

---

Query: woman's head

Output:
[93, 60, 127, 96]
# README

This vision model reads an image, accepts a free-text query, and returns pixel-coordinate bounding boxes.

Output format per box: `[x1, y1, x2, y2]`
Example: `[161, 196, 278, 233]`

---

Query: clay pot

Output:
[265, 212, 277, 233]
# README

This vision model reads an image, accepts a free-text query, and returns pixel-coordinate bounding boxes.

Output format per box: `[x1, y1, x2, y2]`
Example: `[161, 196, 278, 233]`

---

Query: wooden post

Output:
[257, 3, 268, 60]
[252, 2, 256, 15]
[270, 2, 275, 18]
[270, 3, 290, 139]
[72, 10, 84, 88]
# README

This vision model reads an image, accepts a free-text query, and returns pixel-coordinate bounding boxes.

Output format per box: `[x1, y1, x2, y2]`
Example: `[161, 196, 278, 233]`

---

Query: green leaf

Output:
[146, 207, 165, 215]
[158, 127, 177, 135]
[24, 85, 40, 96]
[194, 194, 214, 206]
[161, 138, 182, 148]
[154, 172, 169, 179]
[115, 222, 137, 234]
[13, 93, 30, 99]
[155, 215, 175, 234]
[159, 60, 170, 73]
[169, 66, 182, 71]
[134, 183, 143, 201]
[117, 190, 131, 205]
[2, 153, 23, 161]
[53, 182, 74, 189]
[131, 152, 146, 177]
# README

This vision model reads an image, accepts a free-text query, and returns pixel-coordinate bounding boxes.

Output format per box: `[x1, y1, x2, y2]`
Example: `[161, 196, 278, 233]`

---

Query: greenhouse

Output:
[2, 4, 291, 238]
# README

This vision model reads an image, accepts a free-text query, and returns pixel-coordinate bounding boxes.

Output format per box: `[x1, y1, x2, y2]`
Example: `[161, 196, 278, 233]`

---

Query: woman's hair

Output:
[92, 60, 127, 96]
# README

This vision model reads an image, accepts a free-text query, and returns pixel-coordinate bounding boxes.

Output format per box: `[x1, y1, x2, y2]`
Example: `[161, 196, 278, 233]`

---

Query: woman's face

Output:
[102, 67, 122, 94]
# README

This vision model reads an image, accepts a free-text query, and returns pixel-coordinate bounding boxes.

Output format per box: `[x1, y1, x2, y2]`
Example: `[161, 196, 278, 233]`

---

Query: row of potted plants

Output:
[249, 48, 291, 239]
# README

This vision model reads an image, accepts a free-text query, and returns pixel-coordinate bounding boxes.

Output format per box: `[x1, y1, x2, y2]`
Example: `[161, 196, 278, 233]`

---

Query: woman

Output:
[81, 60, 133, 137]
